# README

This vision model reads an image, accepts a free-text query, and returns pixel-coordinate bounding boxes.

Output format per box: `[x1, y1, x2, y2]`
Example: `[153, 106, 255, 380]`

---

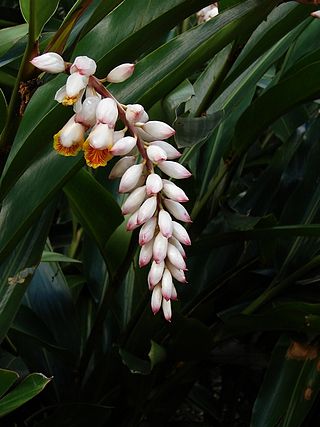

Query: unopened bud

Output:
[158, 210, 173, 238]
[126, 104, 149, 123]
[162, 298, 172, 321]
[139, 217, 157, 245]
[121, 186, 146, 215]
[146, 145, 167, 163]
[109, 156, 136, 179]
[163, 199, 192, 223]
[166, 260, 187, 283]
[126, 210, 140, 231]
[162, 179, 189, 202]
[70, 55, 97, 76]
[172, 221, 191, 245]
[96, 98, 118, 127]
[137, 196, 157, 224]
[31, 52, 66, 73]
[157, 161, 191, 179]
[153, 232, 168, 264]
[146, 173, 163, 195]
[151, 284, 162, 314]
[148, 261, 165, 289]
[161, 269, 173, 301]
[106, 63, 135, 83]
[150, 140, 181, 159]
[167, 243, 186, 270]
[110, 136, 137, 156]
[139, 239, 154, 267]
[119, 163, 144, 193]
[141, 121, 175, 140]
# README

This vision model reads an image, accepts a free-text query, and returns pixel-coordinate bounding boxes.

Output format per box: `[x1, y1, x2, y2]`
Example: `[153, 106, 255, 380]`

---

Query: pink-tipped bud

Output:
[137, 196, 157, 225]
[162, 298, 172, 322]
[31, 52, 66, 73]
[109, 156, 136, 179]
[150, 141, 181, 159]
[70, 56, 97, 76]
[126, 104, 149, 123]
[146, 173, 163, 195]
[162, 179, 189, 202]
[311, 10, 320, 18]
[166, 261, 187, 283]
[141, 121, 175, 140]
[126, 210, 140, 231]
[172, 221, 191, 246]
[161, 269, 173, 301]
[167, 243, 186, 270]
[139, 239, 154, 267]
[121, 186, 146, 215]
[157, 161, 191, 179]
[171, 284, 178, 301]
[158, 210, 173, 238]
[151, 284, 162, 315]
[146, 145, 167, 163]
[152, 232, 168, 264]
[110, 136, 137, 156]
[148, 260, 165, 289]
[119, 163, 144, 193]
[163, 199, 192, 223]
[106, 63, 135, 83]
[96, 98, 118, 127]
[139, 217, 157, 245]
[169, 236, 186, 258]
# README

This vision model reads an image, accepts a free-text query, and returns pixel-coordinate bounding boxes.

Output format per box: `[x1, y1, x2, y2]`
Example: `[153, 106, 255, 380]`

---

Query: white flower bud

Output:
[150, 140, 181, 159]
[148, 260, 165, 289]
[57, 116, 85, 147]
[66, 72, 89, 97]
[87, 123, 113, 149]
[172, 221, 191, 246]
[169, 236, 186, 258]
[137, 196, 157, 225]
[312, 10, 320, 18]
[137, 127, 157, 142]
[158, 209, 173, 238]
[109, 156, 136, 179]
[141, 121, 175, 140]
[96, 98, 118, 127]
[166, 260, 187, 283]
[162, 179, 189, 202]
[171, 284, 178, 301]
[146, 145, 167, 163]
[162, 298, 172, 322]
[161, 269, 173, 301]
[126, 210, 140, 231]
[110, 136, 137, 156]
[70, 55, 97, 76]
[126, 104, 149, 123]
[151, 284, 162, 315]
[146, 173, 163, 195]
[163, 199, 192, 223]
[106, 63, 135, 83]
[75, 96, 100, 127]
[119, 163, 144, 193]
[31, 52, 66, 73]
[139, 217, 157, 245]
[153, 232, 168, 264]
[167, 243, 186, 270]
[157, 161, 191, 179]
[139, 239, 154, 267]
[121, 185, 146, 215]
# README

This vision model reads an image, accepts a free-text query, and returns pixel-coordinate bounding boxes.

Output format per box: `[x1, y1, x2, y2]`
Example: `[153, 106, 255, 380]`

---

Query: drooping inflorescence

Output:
[31, 52, 192, 321]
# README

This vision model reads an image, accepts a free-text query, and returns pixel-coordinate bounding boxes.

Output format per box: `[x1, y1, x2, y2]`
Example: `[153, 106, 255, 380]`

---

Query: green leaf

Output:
[0, 23, 28, 57]
[0, 88, 7, 133]
[41, 251, 81, 264]
[163, 79, 195, 123]
[0, 372, 51, 417]
[0, 369, 19, 399]
[19, 0, 60, 40]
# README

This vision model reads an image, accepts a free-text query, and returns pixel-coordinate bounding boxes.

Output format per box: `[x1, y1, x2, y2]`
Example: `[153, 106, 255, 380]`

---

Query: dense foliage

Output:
[1, 0, 320, 425]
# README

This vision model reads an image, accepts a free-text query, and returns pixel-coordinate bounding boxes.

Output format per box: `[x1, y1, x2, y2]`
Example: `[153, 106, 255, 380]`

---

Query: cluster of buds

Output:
[31, 52, 192, 321]
[196, 3, 218, 23]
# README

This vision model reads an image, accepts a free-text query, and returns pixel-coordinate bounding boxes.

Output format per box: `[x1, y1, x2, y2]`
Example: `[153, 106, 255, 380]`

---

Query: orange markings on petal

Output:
[83, 140, 113, 168]
[53, 133, 82, 156]
[62, 96, 78, 106]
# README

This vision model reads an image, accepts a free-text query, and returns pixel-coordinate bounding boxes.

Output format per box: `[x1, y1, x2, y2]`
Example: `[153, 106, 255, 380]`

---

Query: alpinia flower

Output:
[53, 116, 85, 156]
[197, 3, 219, 23]
[83, 124, 114, 168]
[150, 140, 181, 159]
[70, 55, 97, 75]
[31, 52, 66, 73]
[126, 104, 149, 123]
[106, 63, 135, 83]
[140, 121, 175, 140]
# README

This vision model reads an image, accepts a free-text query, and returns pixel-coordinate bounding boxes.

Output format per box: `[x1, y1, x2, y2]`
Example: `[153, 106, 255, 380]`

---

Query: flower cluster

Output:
[196, 3, 219, 24]
[31, 52, 192, 321]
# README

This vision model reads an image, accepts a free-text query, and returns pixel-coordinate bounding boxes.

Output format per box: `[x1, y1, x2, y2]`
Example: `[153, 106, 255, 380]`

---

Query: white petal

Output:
[161, 269, 173, 301]
[119, 163, 144, 193]
[152, 232, 168, 264]
[70, 55, 97, 75]
[157, 161, 191, 179]
[162, 179, 189, 202]
[141, 121, 175, 140]
[59, 116, 85, 147]
[88, 123, 113, 149]
[66, 72, 88, 97]
[75, 96, 100, 127]
[158, 209, 173, 238]
[139, 217, 157, 245]
[110, 136, 137, 156]
[96, 98, 118, 127]
[151, 284, 162, 314]
[139, 239, 154, 267]
[172, 221, 191, 245]
[146, 173, 163, 195]
[150, 140, 181, 159]
[54, 85, 67, 103]
[169, 236, 186, 258]
[148, 260, 165, 289]
[31, 52, 65, 73]
[163, 199, 192, 223]
[137, 196, 157, 225]
[167, 243, 186, 270]
[109, 156, 136, 179]
[171, 284, 178, 301]
[162, 298, 172, 321]
[146, 145, 167, 163]
[166, 260, 187, 283]
[106, 63, 135, 83]
[121, 185, 146, 215]
[126, 104, 149, 123]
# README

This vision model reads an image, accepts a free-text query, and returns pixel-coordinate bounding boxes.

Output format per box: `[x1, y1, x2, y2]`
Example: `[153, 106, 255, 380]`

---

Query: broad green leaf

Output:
[0, 70, 15, 88]
[41, 251, 82, 263]
[0, 372, 51, 417]
[0, 23, 27, 57]
[0, 369, 19, 399]
[163, 79, 195, 123]
[19, 0, 60, 39]
[0, 88, 7, 133]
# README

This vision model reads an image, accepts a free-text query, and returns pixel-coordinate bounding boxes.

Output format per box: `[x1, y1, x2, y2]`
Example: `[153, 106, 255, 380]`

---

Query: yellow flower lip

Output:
[62, 96, 78, 106]
[83, 140, 113, 168]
